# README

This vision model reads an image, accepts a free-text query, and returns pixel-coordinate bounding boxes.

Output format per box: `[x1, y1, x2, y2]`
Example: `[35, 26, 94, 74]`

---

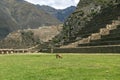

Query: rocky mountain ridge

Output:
[37, 5, 76, 22]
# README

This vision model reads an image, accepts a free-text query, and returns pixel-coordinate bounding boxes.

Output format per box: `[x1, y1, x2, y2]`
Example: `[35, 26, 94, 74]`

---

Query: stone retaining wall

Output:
[48, 45, 120, 53]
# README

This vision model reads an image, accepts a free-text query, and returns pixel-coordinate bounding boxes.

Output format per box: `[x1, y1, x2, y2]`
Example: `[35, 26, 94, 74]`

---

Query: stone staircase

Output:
[61, 17, 120, 48]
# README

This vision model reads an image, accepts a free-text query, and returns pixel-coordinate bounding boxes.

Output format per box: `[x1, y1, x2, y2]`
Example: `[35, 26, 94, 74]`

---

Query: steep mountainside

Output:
[37, 5, 76, 22]
[0, 0, 61, 39]
[0, 1, 18, 39]
[55, 0, 120, 44]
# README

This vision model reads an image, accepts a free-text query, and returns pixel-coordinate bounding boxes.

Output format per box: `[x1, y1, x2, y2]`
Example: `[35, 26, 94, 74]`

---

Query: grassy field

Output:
[0, 53, 120, 80]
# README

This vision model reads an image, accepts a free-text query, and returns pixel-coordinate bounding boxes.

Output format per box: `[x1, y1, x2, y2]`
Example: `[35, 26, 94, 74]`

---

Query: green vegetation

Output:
[0, 54, 120, 80]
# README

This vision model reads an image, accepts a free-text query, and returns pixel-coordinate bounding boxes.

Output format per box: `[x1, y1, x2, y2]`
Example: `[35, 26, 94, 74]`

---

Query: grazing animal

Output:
[56, 54, 62, 59]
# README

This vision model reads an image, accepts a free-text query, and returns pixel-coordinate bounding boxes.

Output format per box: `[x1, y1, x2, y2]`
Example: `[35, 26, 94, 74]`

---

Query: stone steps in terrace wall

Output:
[78, 19, 120, 44]
[79, 22, 120, 46]
[61, 17, 120, 48]
[78, 40, 120, 47]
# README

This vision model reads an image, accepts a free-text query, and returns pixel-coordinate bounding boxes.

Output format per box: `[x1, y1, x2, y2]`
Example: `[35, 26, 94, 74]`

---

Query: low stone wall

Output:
[51, 45, 120, 53]
[0, 49, 29, 54]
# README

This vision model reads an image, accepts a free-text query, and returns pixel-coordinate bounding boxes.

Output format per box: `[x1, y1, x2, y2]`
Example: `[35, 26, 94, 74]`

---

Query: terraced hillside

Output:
[56, 0, 120, 44]
[0, 25, 62, 49]
[51, 0, 120, 53]
[48, 17, 119, 53]
[28, 25, 62, 42]
[61, 17, 120, 48]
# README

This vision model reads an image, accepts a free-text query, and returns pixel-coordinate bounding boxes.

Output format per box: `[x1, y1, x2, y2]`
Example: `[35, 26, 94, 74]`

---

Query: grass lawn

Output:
[0, 53, 120, 80]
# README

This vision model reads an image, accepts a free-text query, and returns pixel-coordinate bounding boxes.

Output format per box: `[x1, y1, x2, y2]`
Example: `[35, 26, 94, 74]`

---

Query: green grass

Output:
[0, 54, 120, 80]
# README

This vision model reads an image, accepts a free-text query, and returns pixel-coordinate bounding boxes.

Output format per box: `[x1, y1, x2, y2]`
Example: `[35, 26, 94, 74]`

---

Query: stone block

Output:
[79, 37, 90, 44]
[106, 24, 117, 30]
[100, 28, 109, 35]
[118, 16, 120, 20]
[112, 20, 120, 25]
[90, 33, 101, 40]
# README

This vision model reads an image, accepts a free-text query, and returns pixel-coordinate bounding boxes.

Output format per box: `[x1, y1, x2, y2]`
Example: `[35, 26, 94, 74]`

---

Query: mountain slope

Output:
[55, 0, 120, 44]
[0, 1, 18, 39]
[37, 5, 76, 22]
[0, 0, 61, 39]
